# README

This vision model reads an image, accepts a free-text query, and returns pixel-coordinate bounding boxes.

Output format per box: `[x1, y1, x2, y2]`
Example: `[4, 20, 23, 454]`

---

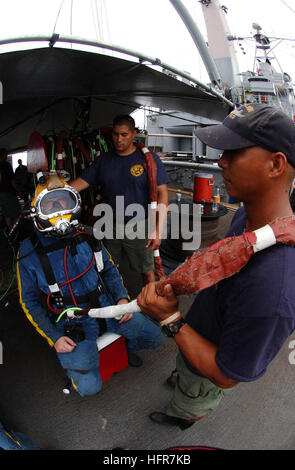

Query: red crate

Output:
[97, 333, 128, 383]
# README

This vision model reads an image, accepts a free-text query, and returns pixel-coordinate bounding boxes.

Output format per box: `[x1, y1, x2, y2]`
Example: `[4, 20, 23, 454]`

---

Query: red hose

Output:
[47, 231, 95, 313]
[137, 144, 165, 280]
[56, 130, 68, 170]
[72, 137, 92, 164]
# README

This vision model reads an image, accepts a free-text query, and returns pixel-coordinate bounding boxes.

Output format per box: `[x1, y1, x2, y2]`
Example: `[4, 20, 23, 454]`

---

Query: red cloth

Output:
[156, 216, 295, 296]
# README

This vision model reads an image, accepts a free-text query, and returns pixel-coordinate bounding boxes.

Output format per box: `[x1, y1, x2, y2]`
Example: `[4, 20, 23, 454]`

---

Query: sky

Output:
[0, 0, 294, 78]
[1, 0, 295, 133]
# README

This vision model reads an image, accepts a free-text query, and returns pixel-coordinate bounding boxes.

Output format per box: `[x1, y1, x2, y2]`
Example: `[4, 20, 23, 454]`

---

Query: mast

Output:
[199, 0, 241, 90]
[169, 0, 222, 88]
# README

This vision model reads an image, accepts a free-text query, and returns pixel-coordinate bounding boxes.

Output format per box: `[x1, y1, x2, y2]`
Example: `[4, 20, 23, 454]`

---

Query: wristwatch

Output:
[161, 317, 186, 337]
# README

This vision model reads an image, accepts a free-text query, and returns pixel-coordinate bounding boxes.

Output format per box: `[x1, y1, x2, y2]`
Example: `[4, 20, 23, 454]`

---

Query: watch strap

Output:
[162, 317, 186, 337]
[159, 311, 181, 326]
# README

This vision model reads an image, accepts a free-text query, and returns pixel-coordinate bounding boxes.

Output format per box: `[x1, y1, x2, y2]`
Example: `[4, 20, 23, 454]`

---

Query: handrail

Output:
[162, 160, 222, 172]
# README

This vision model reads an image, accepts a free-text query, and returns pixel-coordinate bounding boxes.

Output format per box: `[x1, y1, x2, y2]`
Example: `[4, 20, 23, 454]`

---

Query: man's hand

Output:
[137, 282, 179, 323]
[146, 233, 161, 251]
[117, 298, 133, 323]
[69, 177, 90, 192]
[54, 336, 76, 353]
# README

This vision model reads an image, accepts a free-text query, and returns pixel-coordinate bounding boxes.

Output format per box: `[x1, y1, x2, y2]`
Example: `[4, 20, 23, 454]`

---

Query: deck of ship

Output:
[0, 199, 295, 453]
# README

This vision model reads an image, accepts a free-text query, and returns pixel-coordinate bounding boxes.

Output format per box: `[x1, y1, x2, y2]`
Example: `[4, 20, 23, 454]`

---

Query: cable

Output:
[70, 0, 73, 41]
[0, 275, 16, 303]
[91, 0, 100, 41]
[52, 0, 66, 36]
[280, 0, 295, 15]
[68, 141, 76, 179]
[64, 239, 78, 308]
[46, 231, 95, 313]
[102, 0, 112, 43]
[55, 307, 83, 323]
[63, 232, 95, 307]
[95, 0, 103, 41]
[51, 138, 55, 170]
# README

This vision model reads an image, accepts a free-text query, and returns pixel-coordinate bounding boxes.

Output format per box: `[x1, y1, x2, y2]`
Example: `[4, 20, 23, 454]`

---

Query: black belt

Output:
[61, 287, 103, 308]
[44, 287, 102, 312]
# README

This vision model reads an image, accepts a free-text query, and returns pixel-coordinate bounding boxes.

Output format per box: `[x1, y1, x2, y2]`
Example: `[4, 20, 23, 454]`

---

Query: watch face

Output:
[162, 324, 174, 337]
[162, 318, 185, 337]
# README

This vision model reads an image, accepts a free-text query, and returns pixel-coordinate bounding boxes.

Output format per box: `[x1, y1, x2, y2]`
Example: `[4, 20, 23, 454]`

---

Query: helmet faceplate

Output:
[32, 173, 81, 236]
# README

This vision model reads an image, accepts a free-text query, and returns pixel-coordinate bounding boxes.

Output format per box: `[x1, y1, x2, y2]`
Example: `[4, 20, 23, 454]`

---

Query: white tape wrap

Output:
[141, 146, 149, 154]
[49, 283, 60, 293]
[36, 170, 43, 181]
[150, 201, 157, 209]
[86, 299, 141, 318]
[252, 224, 276, 253]
[94, 251, 104, 272]
[154, 249, 160, 257]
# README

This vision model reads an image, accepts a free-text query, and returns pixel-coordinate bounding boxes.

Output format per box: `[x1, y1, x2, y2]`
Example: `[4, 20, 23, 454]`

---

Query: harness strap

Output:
[30, 232, 60, 293]
[61, 288, 103, 307]
[30, 230, 104, 311]
[31, 230, 102, 256]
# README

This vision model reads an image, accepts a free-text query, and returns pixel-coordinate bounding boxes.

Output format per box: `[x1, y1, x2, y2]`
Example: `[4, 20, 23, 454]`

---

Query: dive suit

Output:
[17, 227, 164, 396]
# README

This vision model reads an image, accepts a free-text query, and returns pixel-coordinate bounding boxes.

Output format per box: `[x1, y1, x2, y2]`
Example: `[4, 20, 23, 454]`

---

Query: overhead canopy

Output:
[0, 46, 233, 151]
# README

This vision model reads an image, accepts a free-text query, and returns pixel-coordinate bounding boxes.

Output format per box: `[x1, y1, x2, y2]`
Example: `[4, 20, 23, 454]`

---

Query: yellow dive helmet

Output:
[32, 171, 81, 236]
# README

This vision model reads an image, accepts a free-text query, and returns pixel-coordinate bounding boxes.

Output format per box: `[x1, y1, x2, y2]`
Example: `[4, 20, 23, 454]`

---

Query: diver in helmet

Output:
[16, 171, 164, 396]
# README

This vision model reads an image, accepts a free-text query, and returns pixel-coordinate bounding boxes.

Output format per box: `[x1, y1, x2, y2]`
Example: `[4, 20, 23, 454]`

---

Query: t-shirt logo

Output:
[130, 164, 144, 177]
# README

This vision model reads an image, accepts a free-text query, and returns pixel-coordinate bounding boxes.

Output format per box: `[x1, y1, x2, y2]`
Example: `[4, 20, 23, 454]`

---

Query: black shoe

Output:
[149, 412, 194, 430]
[127, 351, 143, 367]
[62, 379, 72, 395]
[166, 372, 178, 388]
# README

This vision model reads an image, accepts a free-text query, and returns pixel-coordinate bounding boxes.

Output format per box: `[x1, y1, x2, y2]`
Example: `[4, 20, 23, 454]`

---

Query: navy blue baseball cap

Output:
[196, 103, 295, 168]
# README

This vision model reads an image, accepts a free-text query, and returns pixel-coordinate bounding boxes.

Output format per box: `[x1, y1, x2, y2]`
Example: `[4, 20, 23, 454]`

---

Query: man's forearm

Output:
[69, 177, 90, 192]
[156, 184, 169, 238]
[137, 281, 238, 389]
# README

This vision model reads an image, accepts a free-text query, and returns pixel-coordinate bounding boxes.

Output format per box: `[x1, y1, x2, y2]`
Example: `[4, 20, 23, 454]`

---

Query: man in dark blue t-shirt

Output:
[138, 104, 295, 430]
[70, 115, 169, 287]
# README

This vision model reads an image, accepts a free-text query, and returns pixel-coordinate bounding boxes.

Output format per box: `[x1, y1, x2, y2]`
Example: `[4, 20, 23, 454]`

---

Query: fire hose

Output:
[66, 216, 295, 319]
[137, 143, 166, 280]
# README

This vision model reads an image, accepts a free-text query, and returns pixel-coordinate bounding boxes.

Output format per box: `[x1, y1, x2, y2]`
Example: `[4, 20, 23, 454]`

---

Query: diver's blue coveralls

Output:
[0, 421, 39, 450]
[17, 228, 164, 396]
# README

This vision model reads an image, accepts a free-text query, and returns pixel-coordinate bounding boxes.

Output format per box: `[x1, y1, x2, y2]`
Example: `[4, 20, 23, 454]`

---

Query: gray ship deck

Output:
[0, 204, 295, 453]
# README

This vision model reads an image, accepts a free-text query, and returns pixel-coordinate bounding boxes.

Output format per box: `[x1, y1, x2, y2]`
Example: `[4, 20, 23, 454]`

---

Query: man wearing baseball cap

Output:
[137, 104, 295, 430]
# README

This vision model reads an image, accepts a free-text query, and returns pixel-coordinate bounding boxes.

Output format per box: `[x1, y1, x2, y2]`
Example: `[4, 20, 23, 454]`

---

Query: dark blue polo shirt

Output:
[183, 208, 295, 382]
[80, 148, 169, 222]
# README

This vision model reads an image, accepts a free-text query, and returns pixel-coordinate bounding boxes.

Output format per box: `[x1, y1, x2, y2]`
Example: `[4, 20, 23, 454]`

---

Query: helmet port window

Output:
[40, 190, 77, 216]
